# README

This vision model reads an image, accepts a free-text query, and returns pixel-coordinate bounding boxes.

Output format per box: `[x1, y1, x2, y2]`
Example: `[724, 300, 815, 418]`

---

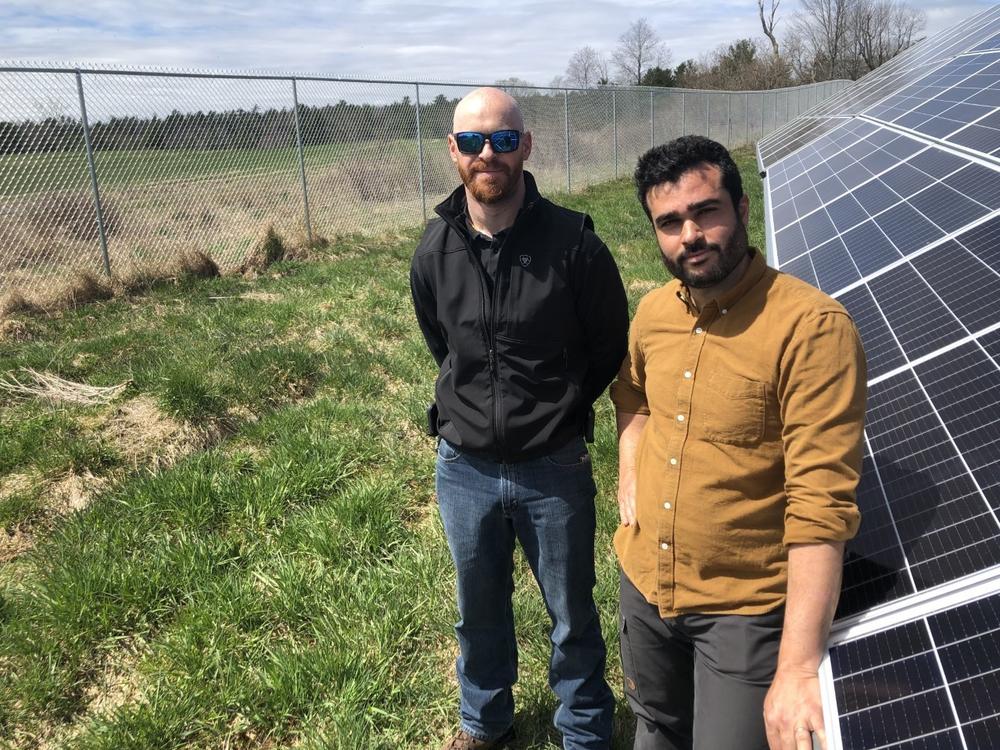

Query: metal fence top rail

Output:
[0, 60, 851, 96]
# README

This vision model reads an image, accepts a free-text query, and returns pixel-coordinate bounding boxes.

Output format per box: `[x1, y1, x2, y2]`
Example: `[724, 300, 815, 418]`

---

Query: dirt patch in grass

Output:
[103, 395, 217, 472]
[31, 636, 150, 750]
[0, 470, 107, 563]
[0, 527, 35, 564]
[0, 397, 232, 564]
[48, 472, 109, 514]
[0, 472, 35, 499]
[0, 317, 34, 342]
[628, 278, 660, 296]
[240, 291, 282, 303]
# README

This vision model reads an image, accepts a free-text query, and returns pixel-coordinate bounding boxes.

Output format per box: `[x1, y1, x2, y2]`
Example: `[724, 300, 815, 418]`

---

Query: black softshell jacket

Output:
[410, 172, 629, 463]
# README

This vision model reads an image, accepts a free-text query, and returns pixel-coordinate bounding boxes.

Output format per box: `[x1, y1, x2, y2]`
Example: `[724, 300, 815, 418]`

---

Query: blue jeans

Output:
[436, 436, 614, 749]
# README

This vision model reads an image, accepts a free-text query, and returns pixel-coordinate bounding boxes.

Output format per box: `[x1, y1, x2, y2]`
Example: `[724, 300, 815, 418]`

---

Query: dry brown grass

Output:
[240, 225, 287, 274]
[628, 278, 660, 296]
[103, 395, 217, 472]
[0, 368, 130, 406]
[0, 395, 235, 565]
[172, 249, 219, 279]
[0, 317, 33, 342]
[0, 289, 43, 316]
[50, 270, 114, 309]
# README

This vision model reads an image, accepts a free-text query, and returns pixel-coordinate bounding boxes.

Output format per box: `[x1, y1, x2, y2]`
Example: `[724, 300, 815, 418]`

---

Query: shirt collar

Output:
[676, 248, 766, 314]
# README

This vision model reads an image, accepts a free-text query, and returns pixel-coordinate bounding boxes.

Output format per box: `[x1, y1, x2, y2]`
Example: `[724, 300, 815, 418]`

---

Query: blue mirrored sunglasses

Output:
[454, 129, 521, 154]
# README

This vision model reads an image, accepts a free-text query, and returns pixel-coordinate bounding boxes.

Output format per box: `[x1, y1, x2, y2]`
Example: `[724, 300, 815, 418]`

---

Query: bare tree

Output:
[788, 0, 924, 81]
[853, 0, 925, 71]
[494, 77, 537, 98]
[758, 0, 782, 56]
[792, 0, 852, 80]
[565, 46, 610, 88]
[612, 18, 670, 85]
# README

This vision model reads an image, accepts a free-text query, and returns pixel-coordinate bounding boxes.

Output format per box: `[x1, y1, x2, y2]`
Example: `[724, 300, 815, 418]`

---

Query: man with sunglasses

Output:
[411, 87, 627, 750]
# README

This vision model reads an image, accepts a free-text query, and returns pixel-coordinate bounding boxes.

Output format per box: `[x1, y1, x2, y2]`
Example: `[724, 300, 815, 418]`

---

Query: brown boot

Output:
[441, 727, 515, 750]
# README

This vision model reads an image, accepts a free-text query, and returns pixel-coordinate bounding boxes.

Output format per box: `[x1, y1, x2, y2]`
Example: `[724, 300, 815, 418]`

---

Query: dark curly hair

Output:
[634, 135, 744, 220]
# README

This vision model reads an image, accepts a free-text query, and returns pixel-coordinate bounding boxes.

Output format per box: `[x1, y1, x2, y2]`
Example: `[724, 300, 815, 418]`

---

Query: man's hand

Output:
[764, 666, 825, 750]
[617, 472, 637, 526]
[615, 410, 648, 528]
[765, 542, 845, 750]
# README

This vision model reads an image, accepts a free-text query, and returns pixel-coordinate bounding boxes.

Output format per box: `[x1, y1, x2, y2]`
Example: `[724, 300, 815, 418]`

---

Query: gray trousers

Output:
[618, 569, 784, 750]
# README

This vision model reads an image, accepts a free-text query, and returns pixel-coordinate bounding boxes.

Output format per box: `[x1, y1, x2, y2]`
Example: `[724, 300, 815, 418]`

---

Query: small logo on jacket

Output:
[519, 254, 532, 267]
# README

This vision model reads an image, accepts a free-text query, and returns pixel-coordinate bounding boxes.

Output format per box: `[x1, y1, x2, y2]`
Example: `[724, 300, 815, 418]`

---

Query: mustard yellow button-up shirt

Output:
[610, 250, 865, 617]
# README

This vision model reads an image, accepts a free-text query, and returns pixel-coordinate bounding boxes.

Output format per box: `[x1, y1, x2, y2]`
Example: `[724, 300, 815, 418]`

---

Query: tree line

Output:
[0, 95, 466, 156]
[554, 0, 925, 91]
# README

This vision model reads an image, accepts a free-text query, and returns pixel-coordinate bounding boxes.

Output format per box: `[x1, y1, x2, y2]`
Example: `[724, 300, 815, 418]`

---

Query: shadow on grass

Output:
[506, 696, 636, 749]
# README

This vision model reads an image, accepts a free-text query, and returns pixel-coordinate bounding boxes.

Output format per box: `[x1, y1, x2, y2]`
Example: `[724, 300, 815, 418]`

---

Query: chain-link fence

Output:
[0, 64, 848, 296]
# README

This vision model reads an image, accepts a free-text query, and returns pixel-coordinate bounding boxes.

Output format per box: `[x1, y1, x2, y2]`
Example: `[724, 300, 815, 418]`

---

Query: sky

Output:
[1, 0, 994, 86]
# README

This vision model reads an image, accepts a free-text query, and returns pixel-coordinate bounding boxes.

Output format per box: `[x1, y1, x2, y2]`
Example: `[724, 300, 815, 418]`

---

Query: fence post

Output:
[75, 70, 112, 277]
[415, 82, 427, 221]
[650, 89, 655, 148]
[745, 92, 750, 145]
[612, 89, 618, 179]
[681, 91, 686, 135]
[291, 78, 313, 246]
[564, 89, 571, 192]
[727, 92, 733, 146]
[760, 91, 765, 136]
[706, 94, 710, 139]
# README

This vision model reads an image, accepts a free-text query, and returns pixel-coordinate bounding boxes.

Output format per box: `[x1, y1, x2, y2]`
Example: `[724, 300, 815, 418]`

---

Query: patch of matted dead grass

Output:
[28, 636, 151, 750]
[0, 396, 232, 564]
[628, 278, 660, 296]
[0, 470, 108, 564]
[102, 395, 216, 473]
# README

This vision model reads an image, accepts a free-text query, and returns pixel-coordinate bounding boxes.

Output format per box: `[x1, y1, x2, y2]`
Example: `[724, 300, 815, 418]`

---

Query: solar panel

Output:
[759, 5, 1000, 748]
[827, 591, 1000, 748]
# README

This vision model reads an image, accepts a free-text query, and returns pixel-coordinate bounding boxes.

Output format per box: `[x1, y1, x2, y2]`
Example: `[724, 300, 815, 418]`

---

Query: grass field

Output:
[0, 141, 432, 198]
[0, 149, 764, 749]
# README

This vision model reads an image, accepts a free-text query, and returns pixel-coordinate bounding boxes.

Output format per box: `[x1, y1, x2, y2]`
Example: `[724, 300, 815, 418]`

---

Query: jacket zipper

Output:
[457, 227, 505, 456]
[442, 198, 537, 461]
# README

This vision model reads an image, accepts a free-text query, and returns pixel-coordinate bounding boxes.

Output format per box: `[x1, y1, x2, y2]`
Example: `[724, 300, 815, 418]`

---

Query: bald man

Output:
[411, 88, 628, 750]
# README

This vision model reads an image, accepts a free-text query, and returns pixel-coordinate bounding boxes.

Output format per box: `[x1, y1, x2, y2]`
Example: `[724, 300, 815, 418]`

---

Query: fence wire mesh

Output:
[0, 64, 847, 296]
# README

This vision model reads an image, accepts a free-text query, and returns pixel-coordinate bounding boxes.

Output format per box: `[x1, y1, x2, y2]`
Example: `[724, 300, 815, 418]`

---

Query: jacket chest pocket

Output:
[698, 372, 767, 446]
[503, 257, 575, 342]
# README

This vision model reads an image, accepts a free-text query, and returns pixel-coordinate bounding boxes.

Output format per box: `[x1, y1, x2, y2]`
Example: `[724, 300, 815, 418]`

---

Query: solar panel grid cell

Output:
[909, 241, 1000, 333]
[841, 222, 900, 277]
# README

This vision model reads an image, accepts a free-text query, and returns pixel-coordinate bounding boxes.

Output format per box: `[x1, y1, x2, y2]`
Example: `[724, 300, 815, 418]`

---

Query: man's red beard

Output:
[458, 158, 521, 204]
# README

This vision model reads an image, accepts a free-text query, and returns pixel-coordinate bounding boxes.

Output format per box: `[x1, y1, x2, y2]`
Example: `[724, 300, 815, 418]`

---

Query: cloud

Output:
[0, 0, 994, 87]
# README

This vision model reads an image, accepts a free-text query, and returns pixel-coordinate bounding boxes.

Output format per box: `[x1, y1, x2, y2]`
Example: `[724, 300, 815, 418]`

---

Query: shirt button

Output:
[670, 457, 678, 465]
[663, 501, 672, 510]
[676, 414, 685, 422]
[660, 542, 670, 550]
[721, 308, 728, 315]
[683, 370, 692, 379]
[695, 327, 704, 334]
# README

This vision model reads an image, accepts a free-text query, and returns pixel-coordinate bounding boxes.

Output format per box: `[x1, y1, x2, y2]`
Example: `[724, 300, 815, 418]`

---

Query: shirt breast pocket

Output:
[700, 372, 766, 446]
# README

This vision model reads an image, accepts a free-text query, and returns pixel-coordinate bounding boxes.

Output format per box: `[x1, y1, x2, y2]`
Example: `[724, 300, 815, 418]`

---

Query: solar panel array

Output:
[830, 592, 1000, 748]
[759, 6, 1000, 749]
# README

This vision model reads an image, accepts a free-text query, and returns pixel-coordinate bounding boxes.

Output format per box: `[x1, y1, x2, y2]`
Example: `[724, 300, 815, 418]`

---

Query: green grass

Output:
[0, 148, 763, 748]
